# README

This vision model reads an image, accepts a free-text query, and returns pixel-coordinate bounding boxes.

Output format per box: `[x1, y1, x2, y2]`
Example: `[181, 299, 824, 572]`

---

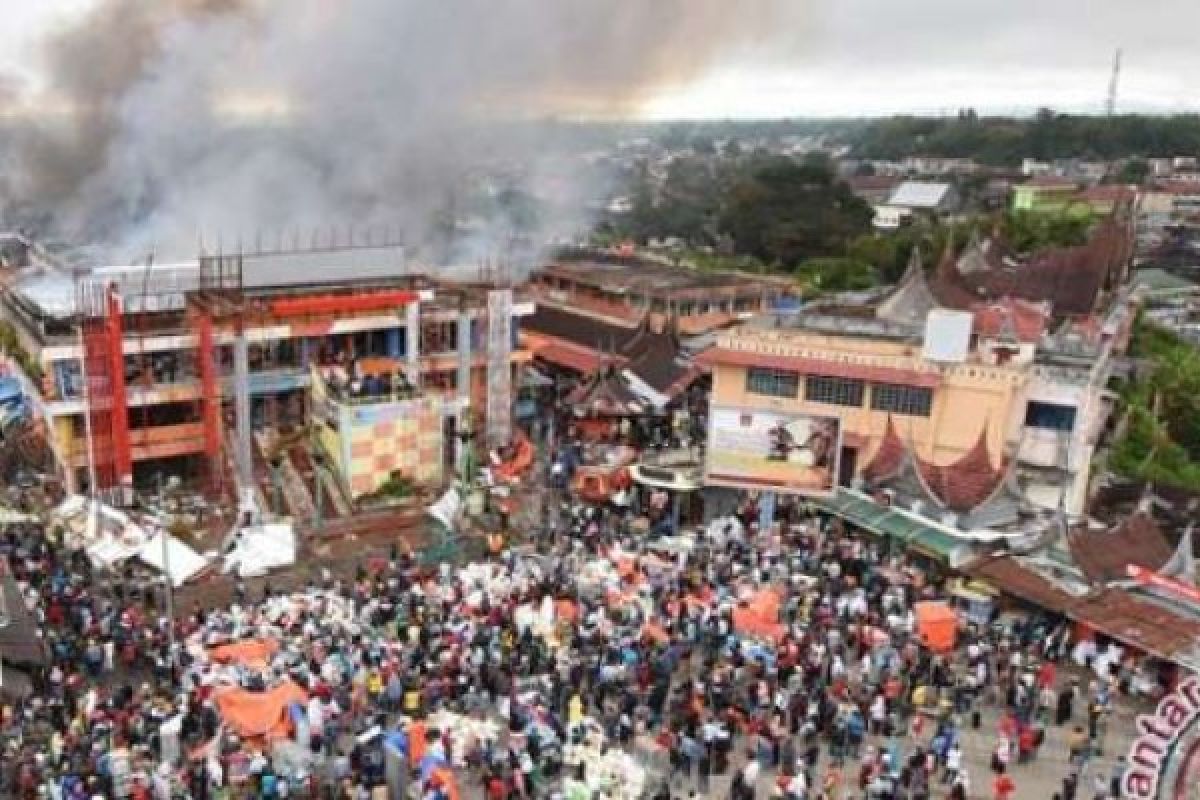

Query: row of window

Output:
[745, 368, 933, 417]
[744, 368, 1080, 430]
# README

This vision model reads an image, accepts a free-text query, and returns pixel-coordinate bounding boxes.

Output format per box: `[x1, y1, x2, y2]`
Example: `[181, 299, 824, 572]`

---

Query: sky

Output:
[2, 0, 1198, 118]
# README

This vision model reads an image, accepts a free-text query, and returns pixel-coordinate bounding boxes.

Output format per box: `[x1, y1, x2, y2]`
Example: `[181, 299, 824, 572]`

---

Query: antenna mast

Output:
[1105, 48, 1122, 116]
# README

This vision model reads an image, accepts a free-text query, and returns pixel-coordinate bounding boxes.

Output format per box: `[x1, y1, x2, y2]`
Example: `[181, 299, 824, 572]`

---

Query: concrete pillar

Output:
[405, 303, 420, 384]
[455, 309, 472, 471]
[456, 310, 471, 404]
[233, 333, 253, 487]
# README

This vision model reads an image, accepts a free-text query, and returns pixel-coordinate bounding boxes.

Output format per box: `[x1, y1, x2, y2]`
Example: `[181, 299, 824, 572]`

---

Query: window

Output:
[746, 368, 799, 398]
[1025, 401, 1076, 432]
[870, 383, 933, 417]
[805, 375, 865, 407]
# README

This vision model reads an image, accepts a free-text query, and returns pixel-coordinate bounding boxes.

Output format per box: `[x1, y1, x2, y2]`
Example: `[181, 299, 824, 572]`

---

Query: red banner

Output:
[1127, 565, 1200, 606]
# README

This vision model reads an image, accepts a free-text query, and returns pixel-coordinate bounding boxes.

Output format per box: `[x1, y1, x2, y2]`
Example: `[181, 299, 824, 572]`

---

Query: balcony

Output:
[1018, 427, 1085, 470]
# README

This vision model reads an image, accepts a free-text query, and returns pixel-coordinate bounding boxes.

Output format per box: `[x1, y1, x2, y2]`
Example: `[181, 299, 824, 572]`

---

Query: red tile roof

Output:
[698, 348, 941, 388]
[1067, 512, 1176, 585]
[862, 415, 907, 482]
[916, 427, 1006, 512]
[847, 175, 903, 191]
[1153, 180, 1200, 195]
[1024, 176, 1080, 189]
[534, 340, 618, 374]
[971, 298, 1049, 342]
[565, 367, 646, 415]
[1077, 185, 1136, 206]
[932, 215, 1133, 316]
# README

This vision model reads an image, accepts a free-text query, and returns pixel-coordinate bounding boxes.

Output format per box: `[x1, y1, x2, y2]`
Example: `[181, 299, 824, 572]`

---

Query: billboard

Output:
[705, 406, 841, 495]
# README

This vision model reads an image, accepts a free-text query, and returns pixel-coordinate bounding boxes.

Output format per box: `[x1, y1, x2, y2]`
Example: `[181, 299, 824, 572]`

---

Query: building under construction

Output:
[0, 238, 531, 509]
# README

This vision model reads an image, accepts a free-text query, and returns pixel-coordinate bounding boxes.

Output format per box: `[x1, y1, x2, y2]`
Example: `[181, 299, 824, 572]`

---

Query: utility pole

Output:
[156, 474, 177, 682]
[1106, 48, 1122, 117]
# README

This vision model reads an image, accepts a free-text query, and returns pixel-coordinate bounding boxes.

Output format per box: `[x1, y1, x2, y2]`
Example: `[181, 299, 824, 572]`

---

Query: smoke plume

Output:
[1, 0, 804, 264]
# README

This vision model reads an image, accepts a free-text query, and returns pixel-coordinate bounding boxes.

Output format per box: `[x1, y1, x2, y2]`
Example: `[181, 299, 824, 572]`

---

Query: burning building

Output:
[0, 237, 532, 503]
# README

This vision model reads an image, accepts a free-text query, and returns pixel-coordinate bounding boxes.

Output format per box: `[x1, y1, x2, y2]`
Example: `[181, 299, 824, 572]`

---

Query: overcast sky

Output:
[3, 0, 1198, 118]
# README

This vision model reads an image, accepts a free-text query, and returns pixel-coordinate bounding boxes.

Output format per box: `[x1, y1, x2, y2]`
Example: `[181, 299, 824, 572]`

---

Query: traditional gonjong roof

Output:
[565, 366, 651, 416]
[875, 247, 939, 328]
[929, 214, 1133, 317]
[861, 416, 1023, 526]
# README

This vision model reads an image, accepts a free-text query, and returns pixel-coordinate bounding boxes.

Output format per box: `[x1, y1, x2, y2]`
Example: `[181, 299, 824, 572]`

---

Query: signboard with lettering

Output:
[1123, 674, 1200, 799]
[705, 406, 841, 496]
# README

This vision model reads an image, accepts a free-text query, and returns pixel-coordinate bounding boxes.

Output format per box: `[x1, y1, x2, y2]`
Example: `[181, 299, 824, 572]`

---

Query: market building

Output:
[522, 253, 792, 406]
[0, 241, 533, 502]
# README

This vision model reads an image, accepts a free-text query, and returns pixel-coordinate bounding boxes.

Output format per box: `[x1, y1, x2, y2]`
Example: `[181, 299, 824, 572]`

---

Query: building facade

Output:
[0, 245, 532, 497]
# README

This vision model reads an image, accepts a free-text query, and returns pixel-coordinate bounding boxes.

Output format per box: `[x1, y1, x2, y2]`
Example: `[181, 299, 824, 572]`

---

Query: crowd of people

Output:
[0, 463, 1137, 800]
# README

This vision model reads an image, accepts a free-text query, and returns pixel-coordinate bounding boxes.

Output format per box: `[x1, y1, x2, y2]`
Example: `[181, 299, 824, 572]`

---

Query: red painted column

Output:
[104, 285, 133, 485]
[196, 311, 222, 471]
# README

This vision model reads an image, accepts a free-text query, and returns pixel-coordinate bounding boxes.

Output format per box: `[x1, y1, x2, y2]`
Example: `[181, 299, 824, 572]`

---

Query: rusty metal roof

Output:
[1068, 512, 1176, 585]
[1070, 588, 1200, 668]
[964, 554, 1079, 614]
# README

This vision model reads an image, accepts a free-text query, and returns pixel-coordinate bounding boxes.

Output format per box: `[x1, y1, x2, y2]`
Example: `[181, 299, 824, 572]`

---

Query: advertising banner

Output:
[705, 406, 841, 496]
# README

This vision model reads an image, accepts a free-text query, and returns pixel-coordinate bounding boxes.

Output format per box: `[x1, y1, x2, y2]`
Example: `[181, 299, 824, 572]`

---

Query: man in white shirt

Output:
[739, 756, 761, 799]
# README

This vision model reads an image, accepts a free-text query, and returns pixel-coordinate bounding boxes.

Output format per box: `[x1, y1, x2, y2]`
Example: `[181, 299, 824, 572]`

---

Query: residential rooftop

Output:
[538, 256, 776, 299]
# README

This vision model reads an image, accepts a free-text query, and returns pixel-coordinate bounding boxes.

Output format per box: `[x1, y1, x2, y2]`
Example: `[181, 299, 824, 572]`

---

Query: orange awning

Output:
[914, 601, 957, 653]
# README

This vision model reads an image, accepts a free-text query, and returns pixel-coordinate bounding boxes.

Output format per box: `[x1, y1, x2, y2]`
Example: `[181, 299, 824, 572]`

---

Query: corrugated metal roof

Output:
[241, 245, 407, 289]
[887, 181, 954, 209]
[964, 555, 1079, 613]
[12, 269, 77, 318]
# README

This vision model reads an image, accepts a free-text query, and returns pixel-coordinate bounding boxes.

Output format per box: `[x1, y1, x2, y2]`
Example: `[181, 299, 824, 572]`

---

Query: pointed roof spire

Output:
[904, 244, 923, 280]
[876, 246, 939, 326]
[936, 227, 958, 281]
[914, 424, 1007, 513]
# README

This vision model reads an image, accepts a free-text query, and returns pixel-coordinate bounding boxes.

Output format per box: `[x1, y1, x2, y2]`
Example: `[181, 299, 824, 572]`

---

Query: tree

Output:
[795, 257, 877, 291]
[1109, 320, 1200, 489]
[1001, 210, 1091, 253]
[1114, 158, 1150, 185]
[718, 157, 873, 268]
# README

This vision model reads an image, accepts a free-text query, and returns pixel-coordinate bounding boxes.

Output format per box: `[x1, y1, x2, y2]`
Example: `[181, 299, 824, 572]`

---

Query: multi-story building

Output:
[701, 212, 1136, 542]
[522, 253, 793, 406]
[0, 242, 532, 498]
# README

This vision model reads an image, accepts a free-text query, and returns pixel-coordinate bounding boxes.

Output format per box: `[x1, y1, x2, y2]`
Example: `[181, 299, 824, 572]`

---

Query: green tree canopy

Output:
[718, 156, 873, 268]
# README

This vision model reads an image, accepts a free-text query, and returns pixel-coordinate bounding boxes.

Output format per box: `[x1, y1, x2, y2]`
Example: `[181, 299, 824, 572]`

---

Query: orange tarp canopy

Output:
[733, 589, 785, 642]
[914, 601, 958, 653]
[493, 435, 534, 481]
[208, 639, 280, 669]
[213, 679, 307, 740]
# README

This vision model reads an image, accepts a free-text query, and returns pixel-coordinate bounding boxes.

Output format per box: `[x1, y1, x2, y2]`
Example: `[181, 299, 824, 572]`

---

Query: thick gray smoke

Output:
[1, 0, 805, 265]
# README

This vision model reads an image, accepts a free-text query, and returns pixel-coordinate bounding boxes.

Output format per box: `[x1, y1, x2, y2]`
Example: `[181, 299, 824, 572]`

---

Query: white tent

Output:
[222, 523, 296, 577]
[427, 487, 463, 533]
[138, 530, 209, 587]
